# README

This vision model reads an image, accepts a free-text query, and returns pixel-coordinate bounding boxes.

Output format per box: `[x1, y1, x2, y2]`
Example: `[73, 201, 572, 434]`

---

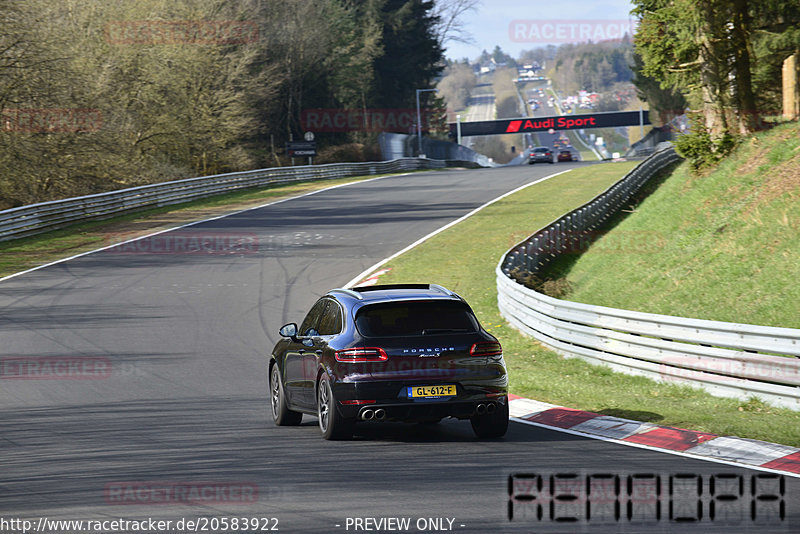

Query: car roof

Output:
[327, 284, 465, 307]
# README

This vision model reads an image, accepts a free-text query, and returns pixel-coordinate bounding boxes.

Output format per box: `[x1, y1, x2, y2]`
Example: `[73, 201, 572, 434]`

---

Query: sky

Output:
[443, 0, 638, 61]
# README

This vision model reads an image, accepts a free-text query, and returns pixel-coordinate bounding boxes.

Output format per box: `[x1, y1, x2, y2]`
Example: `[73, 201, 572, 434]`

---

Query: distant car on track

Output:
[557, 149, 575, 162]
[528, 146, 554, 164]
[269, 284, 509, 440]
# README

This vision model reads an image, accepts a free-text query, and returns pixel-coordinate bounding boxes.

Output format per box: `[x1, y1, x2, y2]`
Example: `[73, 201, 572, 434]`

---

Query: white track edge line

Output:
[0, 173, 407, 284]
[510, 417, 800, 479]
[344, 169, 572, 288]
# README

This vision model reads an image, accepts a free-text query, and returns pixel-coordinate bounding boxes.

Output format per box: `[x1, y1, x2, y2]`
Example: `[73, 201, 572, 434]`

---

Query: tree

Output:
[431, 0, 481, 47]
[632, 53, 687, 126]
[437, 62, 477, 111]
[750, 0, 800, 116]
[549, 42, 634, 94]
[631, 0, 798, 136]
[372, 0, 444, 108]
[0, 0, 452, 207]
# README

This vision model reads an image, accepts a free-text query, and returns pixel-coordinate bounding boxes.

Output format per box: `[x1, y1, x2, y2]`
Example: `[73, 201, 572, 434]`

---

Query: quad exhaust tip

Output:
[360, 408, 387, 421]
[475, 402, 496, 416]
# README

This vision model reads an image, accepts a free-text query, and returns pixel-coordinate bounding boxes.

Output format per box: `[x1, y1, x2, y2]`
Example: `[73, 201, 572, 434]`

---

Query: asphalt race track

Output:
[1, 165, 797, 534]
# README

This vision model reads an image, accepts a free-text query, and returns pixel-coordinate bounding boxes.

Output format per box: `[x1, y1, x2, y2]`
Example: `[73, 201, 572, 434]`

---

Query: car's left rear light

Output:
[470, 341, 503, 356]
[335, 347, 389, 363]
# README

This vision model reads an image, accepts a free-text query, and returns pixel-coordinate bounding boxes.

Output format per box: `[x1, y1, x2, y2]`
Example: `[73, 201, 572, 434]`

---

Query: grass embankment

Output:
[556, 122, 800, 330]
[0, 174, 383, 279]
[371, 158, 800, 447]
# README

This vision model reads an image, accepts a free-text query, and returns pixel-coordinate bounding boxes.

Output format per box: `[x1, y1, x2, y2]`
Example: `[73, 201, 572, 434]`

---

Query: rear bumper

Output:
[346, 396, 507, 422]
[332, 379, 507, 421]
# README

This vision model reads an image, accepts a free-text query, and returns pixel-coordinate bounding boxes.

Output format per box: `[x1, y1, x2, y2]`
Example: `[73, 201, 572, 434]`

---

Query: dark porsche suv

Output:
[269, 284, 508, 440]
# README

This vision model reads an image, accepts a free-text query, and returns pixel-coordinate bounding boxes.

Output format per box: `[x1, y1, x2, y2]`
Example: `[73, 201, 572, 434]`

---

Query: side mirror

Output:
[279, 323, 298, 340]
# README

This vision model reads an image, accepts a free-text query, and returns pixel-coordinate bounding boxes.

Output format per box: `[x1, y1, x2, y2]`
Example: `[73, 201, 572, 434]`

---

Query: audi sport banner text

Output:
[450, 110, 650, 137]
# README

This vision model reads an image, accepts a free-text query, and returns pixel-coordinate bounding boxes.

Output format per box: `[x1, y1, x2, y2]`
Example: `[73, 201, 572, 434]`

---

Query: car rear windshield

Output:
[355, 301, 479, 337]
[534, 148, 549, 153]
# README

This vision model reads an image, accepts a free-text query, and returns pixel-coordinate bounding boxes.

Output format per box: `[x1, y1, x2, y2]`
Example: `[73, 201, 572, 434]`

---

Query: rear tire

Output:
[270, 365, 302, 426]
[317, 374, 354, 440]
[471, 400, 508, 438]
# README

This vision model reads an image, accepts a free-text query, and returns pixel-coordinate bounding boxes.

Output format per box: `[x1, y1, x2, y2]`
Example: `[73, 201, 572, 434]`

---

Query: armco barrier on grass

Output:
[497, 144, 800, 411]
[0, 158, 481, 243]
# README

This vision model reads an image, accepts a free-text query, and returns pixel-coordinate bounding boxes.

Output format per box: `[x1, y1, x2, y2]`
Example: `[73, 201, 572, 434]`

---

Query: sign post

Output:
[286, 140, 317, 162]
[303, 131, 315, 165]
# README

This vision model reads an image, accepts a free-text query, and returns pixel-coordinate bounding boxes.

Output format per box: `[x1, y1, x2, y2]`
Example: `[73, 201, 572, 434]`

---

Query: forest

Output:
[0, 0, 446, 209]
[633, 0, 800, 137]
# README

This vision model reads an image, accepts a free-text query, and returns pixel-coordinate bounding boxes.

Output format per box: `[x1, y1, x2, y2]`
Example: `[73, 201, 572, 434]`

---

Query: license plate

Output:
[408, 384, 456, 398]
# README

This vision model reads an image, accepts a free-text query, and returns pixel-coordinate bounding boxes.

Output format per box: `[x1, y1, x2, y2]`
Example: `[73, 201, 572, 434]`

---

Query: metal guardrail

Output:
[0, 157, 481, 242]
[497, 144, 800, 410]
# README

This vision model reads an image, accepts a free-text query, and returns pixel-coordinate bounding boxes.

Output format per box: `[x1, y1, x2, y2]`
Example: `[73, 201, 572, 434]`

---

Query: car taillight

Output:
[470, 342, 503, 356]
[335, 347, 388, 362]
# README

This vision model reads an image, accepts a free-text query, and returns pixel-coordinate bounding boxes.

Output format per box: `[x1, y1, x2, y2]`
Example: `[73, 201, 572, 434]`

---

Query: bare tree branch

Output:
[432, 0, 481, 46]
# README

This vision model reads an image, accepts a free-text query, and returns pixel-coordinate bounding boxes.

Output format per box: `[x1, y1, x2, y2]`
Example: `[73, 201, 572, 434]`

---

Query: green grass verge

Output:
[0, 174, 386, 279]
[369, 160, 800, 447]
[565, 131, 600, 162]
[558, 122, 800, 330]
